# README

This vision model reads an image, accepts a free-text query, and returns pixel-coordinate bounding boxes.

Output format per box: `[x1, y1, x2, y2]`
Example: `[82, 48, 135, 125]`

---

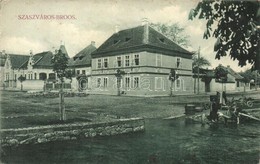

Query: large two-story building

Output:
[90, 21, 193, 96]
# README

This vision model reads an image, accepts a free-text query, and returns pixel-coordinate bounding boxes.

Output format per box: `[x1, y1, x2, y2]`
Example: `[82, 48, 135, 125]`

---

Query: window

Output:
[117, 56, 122, 67]
[97, 78, 101, 88]
[176, 79, 181, 88]
[104, 58, 108, 68]
[82, 70, 86, 75]
[134, 77, 139, 88]
[14, 74, 17, 80]
[155, 77, 162, 89]
[125, 55, 130, 67]
[49, 73, 56, 80]
[76, 70, 80, 75]
[134, 54, 139, 66]
[104, 77, 108, 88]
[34, 73, 37, 80]
[125, 77, 130, 90]
[39, 73, 47, 80]
[97, 59, 102, 69]
[177, 58, 181, 68]
[156, 54, 162, 67]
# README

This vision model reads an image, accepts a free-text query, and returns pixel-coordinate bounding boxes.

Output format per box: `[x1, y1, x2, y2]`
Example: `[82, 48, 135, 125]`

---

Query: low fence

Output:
[0, 118, 145, 147]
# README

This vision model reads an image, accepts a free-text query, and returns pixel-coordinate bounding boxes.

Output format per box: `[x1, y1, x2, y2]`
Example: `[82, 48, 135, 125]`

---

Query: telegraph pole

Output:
[197, 47, 200, 94]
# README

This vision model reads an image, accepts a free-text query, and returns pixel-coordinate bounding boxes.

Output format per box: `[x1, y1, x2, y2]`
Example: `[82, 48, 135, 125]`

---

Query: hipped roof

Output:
[92, 25, 193, 58]
[69, 44, 96, 68]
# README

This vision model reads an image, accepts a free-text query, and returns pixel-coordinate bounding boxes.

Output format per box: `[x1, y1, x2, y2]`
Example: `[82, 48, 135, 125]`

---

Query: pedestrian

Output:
[210, 98, 219, 122]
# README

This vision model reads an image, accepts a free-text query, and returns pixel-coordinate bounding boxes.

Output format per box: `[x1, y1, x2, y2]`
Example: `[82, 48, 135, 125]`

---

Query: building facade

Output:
[4, 45, 71, 91]
[194, 65, 246, 93]
[68, 41, 96, 91]
[90, 22, 193, 96]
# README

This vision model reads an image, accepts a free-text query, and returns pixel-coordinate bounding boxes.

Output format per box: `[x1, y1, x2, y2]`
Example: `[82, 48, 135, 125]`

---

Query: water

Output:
[2, 118, 260, 164]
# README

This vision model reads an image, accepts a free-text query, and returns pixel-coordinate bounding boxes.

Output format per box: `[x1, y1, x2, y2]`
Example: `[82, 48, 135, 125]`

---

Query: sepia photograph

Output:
[0, 0, 259, 163]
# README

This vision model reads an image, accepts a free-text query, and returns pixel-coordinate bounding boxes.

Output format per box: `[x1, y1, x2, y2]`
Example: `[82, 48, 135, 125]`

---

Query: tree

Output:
[51, 49, 70, 121]
[240, 69, 259, 90]
[115, 69, 125, 96]
[215, 65, 228, 94]
[18, 75, 26, 91]
[150, 22, 191, 48]
[169, 69, 179, 96]
[215, 66, 228, 83]
[192, 48, 211, 94]
[192, 55, 211, 69]
[189, 1, 260, 71]
[239, 69, 255, 83]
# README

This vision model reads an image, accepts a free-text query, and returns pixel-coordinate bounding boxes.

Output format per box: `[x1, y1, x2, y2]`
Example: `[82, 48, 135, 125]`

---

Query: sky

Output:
[0, 0, 252, 72]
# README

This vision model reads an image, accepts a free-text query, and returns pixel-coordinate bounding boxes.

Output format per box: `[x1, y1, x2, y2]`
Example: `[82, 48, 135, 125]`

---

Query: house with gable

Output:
[4, 44, 71, 91]
[4, 53, 30, 88]
[0, 50, 7, 88]
[194, 65, 246, 93]
[68, 41, 97, 91]
[90, 20, 194, 96]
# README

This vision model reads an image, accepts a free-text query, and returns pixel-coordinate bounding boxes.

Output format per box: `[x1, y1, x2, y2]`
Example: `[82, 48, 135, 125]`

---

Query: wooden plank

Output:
[239, 113, 260, 121]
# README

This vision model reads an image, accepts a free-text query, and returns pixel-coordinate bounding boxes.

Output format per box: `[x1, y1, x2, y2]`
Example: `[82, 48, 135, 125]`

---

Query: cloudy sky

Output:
[0, 0, 251, 71]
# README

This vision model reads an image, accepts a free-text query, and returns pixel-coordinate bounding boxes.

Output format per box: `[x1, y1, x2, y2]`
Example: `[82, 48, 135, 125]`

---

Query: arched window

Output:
[49, 73, 56, 80]
[39, 73, 47, 80]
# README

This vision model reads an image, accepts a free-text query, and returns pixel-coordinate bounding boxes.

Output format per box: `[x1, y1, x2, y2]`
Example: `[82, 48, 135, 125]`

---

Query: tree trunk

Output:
[59, 82, 66, 121]
[197, 71, 200, 94]
[117, 77, 121, 96]
[194, 78, 196, 94]
[170, 80, 173, 96]
[21, 83, 23, 91]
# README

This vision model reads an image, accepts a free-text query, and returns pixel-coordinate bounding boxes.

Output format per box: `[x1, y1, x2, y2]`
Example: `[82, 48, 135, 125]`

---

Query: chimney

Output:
[142, 18, 149, 44]
[2, 50, 5, 55]
[91, 41, 95, 47]
[115, 25, 120, 33]
[141, 18, 149, 26]
[29, 50, 33, 56]
[52, 47, 56, 54]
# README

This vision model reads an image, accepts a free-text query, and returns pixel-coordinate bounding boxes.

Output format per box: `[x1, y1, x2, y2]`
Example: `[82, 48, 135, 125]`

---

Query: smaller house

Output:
[0, 50, 7, 88]
[68, 41, 96, 91]
[194, 65, 245, 93]
[4, 53, 30, 89]
[4, 44, 71, 91]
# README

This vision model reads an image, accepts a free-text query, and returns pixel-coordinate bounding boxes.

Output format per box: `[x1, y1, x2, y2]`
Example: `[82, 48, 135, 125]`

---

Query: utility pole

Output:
[197, 47, 200, 94]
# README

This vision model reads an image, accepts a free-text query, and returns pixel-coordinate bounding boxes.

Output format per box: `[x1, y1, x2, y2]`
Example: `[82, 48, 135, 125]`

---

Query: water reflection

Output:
[2, 118, 260, 164]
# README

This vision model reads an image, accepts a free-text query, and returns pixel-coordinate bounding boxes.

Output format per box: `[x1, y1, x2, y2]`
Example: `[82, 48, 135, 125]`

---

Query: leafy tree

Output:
[51, 49, 70, 121]
[192, 49, 211, 94]
[168, 69, 179, 96]
[115, 69, 125, 96]
[189, 1, 260, 71]
[192, 55, 211, 69]
[239, 69, 255, 83]
[215, 66, 228, 83]
[18, 75, 26, 91]
[239, 69, 259, 90]
[150, 22, 191, 48]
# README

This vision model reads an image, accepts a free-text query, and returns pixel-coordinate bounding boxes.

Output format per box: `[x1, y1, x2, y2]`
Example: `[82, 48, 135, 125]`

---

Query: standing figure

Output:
[223, 91, 227, 105]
